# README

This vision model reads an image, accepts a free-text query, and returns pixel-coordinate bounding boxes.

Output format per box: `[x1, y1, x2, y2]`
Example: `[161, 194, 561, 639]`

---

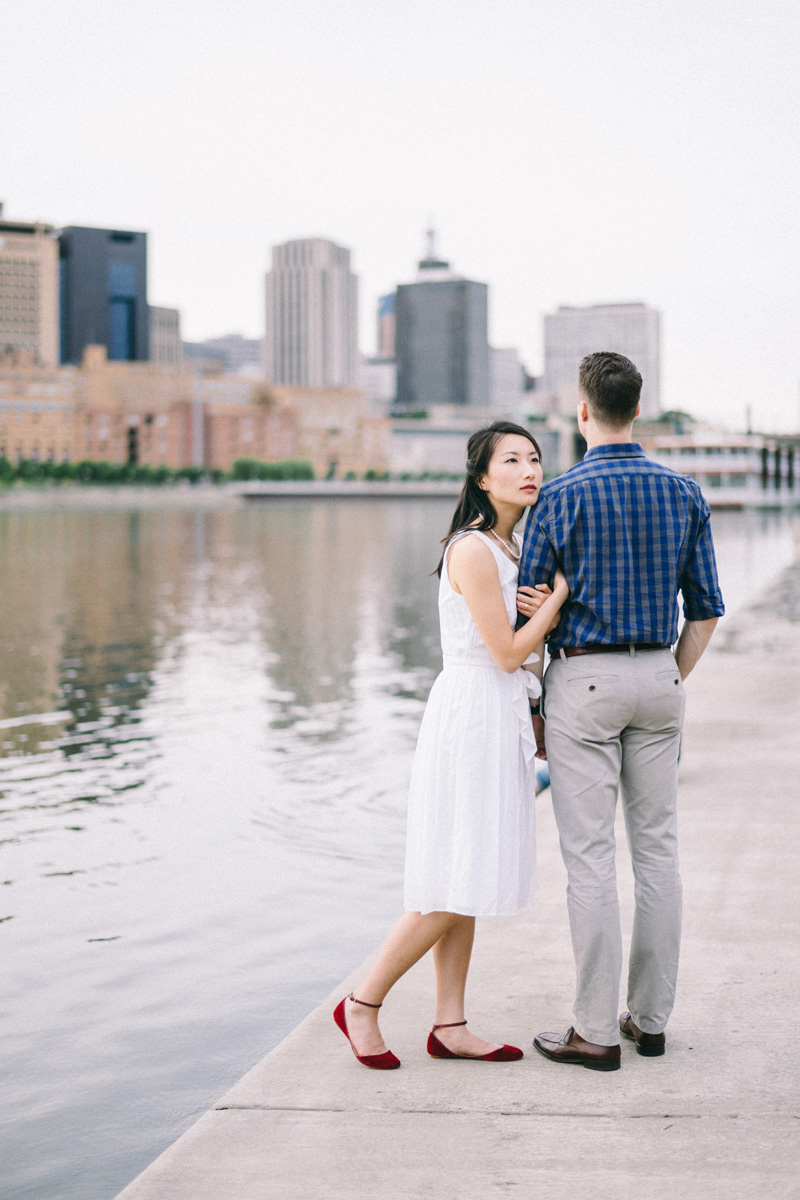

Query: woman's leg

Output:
[431, 917, 502, 1056]
[345, 910, 463, 1056]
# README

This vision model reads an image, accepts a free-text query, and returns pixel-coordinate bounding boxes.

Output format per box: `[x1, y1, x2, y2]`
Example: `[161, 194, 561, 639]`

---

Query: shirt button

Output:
[589, 685, 596, 692]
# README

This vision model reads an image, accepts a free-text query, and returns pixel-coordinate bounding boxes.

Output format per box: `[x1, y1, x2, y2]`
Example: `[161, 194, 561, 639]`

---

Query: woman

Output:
[334, 422, 568, 1069]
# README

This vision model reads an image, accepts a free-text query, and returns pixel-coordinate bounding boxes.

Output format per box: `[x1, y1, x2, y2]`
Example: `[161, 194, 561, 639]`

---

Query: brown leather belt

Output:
[553, 643, 669, 659]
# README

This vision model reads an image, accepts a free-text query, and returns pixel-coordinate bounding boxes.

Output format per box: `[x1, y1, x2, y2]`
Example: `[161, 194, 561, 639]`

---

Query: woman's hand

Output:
[518, 572, 569, 620]
[516, 583, 552, 619]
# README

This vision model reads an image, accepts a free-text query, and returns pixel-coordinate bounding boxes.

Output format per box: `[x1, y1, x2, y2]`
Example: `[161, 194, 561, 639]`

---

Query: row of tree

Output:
[0, 457, 316, 486]
[0, 457, 465, 486]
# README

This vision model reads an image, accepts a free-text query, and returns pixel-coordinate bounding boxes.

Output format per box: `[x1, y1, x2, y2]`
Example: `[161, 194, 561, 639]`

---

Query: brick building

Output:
[0, 347, 388, 477]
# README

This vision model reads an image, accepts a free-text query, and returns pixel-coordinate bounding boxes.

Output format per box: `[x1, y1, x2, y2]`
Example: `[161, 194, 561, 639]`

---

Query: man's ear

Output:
[577, 399, 589, 425]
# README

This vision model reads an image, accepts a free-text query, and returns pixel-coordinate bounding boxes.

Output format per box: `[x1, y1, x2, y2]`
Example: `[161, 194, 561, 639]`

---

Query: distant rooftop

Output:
[0, 217, 55, 236]
[556, 302, 650, 311]
[415, 227, 457, 281]
[61, 224, 147, 237]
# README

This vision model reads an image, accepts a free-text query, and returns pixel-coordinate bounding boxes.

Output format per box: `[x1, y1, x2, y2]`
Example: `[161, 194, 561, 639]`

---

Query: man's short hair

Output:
[579, 352, 642, 427]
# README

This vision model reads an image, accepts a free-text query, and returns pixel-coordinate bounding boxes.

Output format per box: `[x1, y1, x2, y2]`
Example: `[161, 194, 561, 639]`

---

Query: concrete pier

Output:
[0, 480, 462, 510]
[115, 571, 800, 1199]
[237, 480, 462, 499]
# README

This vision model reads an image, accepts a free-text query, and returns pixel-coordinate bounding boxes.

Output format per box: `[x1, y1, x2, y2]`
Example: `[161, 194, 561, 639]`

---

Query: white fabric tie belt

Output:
[441, 656, 540, 769]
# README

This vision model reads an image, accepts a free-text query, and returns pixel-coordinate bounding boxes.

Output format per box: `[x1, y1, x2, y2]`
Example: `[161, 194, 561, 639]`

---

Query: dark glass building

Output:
[395, 240, 489, 410]
[59, 226, 149, 364]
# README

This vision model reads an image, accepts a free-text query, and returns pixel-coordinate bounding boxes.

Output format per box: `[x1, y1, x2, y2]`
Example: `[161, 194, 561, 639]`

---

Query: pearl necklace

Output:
[489, 529, 521, 560]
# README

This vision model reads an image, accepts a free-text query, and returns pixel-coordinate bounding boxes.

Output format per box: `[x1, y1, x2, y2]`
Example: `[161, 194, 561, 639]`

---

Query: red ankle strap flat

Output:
[333, 996, 400, 1071]
[427, 1019, 523, 1062]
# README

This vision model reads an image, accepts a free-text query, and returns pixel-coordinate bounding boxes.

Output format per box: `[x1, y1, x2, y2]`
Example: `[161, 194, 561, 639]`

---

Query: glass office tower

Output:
[59, 227, 149, 364]
[395, 236, 489, 410]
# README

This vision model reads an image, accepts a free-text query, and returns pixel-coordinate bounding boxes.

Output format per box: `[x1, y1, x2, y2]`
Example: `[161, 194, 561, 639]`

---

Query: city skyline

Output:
[0, 208, 663, 417]
[3, 1, 798, 431]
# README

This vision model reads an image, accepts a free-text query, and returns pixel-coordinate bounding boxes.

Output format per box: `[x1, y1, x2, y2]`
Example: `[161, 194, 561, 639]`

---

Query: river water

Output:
[0, 501, 795, 1200]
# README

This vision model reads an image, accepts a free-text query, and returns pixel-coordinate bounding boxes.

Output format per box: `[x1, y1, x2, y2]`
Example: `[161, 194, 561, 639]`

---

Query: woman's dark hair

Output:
[435, 421, 542, 576]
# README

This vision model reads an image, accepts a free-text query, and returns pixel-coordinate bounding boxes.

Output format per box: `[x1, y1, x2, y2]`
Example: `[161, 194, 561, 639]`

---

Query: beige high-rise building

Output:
[148, 306, 183, 364]
[543, 302, 661, 419]
[490, 346, 526, 414]
[0, 207, 60, 366]
[264, 237, 359, 388]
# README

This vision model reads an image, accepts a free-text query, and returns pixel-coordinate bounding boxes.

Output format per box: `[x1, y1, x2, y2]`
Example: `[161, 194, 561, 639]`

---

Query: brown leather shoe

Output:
[533, 1026, 621, 1071]
[619, 1012, 665, 1057]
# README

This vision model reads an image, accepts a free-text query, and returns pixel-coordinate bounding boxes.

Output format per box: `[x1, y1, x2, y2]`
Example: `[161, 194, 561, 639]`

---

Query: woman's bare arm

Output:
[448, 536, 568, 673]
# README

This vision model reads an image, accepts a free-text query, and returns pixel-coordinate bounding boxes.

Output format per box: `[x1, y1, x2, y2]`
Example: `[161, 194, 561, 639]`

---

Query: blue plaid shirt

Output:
[520, 443, 724, 649]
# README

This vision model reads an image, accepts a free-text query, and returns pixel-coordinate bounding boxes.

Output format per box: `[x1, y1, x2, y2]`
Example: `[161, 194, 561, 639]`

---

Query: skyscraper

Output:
[59, 226, 149, 364]
[490, 347, 526, 413]
[263, 237, 358, 388]
[148, 306, 182, 364]
[0, 206, 59, 365]
[395, 232, 489, 410]
[543, 302, 661, 418]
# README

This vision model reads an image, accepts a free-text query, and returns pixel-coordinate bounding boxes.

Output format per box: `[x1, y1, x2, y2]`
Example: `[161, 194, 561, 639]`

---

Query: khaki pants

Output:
[543, 648, 685, 1046]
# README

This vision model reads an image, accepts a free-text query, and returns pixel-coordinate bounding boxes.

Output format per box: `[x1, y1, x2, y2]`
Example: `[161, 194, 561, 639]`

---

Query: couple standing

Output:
[334, 352, 724, 1072]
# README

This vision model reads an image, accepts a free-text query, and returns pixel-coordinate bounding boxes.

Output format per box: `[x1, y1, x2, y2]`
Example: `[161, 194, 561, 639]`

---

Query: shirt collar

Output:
[583, 442, 646, 462]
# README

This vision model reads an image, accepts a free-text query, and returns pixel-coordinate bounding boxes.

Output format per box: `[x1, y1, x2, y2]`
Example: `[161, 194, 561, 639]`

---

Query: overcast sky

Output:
[3, 0, 798, 430]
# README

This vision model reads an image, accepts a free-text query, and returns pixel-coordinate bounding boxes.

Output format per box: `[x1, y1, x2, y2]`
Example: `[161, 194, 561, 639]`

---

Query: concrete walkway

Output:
[116, 577, 800, 1199]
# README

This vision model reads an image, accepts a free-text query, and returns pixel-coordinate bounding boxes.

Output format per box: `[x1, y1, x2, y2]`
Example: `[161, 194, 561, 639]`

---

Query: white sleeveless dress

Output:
[403, 531, 540, 917]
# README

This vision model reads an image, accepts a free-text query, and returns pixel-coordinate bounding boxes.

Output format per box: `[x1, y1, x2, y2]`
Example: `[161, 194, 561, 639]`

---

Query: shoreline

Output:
[0, 481, 463, 509]
[0, 483, 242, 509]
[1, 481, 798, 509]
[114, 564, 800, 1199]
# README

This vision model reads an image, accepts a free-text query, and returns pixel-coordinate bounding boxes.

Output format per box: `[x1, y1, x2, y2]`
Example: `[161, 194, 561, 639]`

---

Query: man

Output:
[519, 351, 724, 1071]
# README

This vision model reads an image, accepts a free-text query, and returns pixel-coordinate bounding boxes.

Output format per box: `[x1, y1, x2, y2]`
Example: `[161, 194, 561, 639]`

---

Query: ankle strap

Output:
[348, 992, 381, 1009]
[432, 1019, 467, 1030]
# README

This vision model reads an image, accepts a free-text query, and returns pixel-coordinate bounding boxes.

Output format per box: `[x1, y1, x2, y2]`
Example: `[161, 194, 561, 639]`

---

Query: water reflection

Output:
[0, 501, 451, 1200]
[0, 501, 795, 1200]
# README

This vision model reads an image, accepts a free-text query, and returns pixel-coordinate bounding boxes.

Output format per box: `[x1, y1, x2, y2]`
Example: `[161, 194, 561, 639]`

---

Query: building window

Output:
[110, 299, 135, 360]
[107, 261, 137, 361]
[108, 261, 137, 298]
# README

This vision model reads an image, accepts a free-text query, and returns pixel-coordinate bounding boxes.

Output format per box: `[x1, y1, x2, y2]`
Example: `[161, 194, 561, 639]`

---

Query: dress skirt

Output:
[403, 660, 538, 917]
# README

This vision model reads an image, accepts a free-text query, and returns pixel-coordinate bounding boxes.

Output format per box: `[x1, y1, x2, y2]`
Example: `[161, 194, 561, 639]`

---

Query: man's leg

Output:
[545, 661, 632, 1046]
[620, 653, 685, 1035]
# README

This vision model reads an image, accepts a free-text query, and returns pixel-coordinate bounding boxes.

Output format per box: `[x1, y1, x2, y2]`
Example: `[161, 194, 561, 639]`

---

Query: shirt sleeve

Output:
[680, 504, 725, 621]
[519, 500, 558, 590]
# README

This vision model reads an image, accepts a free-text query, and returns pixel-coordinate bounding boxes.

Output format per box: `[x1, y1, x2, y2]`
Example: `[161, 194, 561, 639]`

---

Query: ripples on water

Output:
[0, 502, 795, 1199]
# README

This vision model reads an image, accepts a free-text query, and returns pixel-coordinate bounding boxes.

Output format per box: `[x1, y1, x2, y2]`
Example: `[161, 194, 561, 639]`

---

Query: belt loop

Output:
[559, 648, 567, 663]
[629, 643, 636, 657]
